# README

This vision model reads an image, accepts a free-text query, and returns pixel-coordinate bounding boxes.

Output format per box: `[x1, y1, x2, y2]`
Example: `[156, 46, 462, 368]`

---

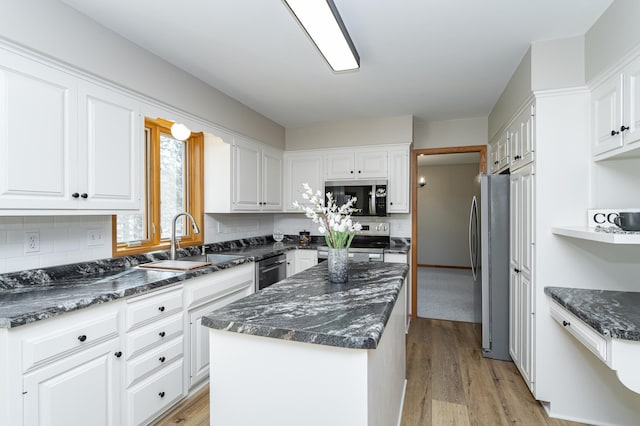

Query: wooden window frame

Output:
[112, 117, 204, 256]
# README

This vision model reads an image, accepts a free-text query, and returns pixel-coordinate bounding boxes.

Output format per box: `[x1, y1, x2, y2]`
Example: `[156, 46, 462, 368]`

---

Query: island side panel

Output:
[367, 279, 407, 426]
[208, 331, 369, 426]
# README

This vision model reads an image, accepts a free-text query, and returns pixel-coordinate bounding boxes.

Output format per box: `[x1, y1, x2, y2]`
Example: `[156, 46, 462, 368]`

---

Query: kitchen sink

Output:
[181, 253, 246, 264]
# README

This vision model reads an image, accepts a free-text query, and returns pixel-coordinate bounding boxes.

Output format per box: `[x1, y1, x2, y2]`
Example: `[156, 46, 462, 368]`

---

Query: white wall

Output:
[204, 214, 275, 244]
[285, 115, 413, 150]
[0, 0, 285, 149]
[531, 36, 585, 90]
[416, 163, 480, 267]
[488, 48, 532, 141]
[0, 216, 112, 273]
[585, 0, 640, 82]
[413, 117, 488, 149]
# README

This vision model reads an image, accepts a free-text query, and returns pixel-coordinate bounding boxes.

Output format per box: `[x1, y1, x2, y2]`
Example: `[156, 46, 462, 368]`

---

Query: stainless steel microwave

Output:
[324, 180, 388, 216]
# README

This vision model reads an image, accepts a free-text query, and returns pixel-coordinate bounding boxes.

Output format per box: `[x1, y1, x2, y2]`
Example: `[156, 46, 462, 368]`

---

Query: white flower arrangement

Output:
[292, 183, 362, 249]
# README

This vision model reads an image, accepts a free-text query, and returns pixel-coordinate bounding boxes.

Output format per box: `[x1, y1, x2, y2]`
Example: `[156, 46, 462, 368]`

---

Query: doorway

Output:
[410, 146, 487, 322]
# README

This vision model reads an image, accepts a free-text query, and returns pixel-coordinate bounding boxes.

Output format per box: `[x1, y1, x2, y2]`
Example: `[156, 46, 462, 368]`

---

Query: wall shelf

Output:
[552, 227, 640, 244]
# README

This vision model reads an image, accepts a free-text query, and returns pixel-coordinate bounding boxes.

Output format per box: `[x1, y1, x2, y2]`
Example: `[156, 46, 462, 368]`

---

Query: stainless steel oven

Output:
[317, 221, 390, 262]
[324, 180, 387, 217]
[255, 253, 286, 291]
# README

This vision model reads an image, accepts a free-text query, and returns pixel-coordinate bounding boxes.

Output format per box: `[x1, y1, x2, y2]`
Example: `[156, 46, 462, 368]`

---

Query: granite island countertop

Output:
[545, 287, 640, 341]
[202, 261, 409, 350]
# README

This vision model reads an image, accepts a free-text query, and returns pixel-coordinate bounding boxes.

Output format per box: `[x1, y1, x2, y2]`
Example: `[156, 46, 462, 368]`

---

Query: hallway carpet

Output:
[417, 266, 481, 323]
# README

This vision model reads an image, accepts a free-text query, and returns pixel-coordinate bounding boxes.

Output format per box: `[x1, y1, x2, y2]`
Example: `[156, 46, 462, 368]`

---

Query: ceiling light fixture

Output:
[283, 0, 360, 72]
[170, 122, 191, 141]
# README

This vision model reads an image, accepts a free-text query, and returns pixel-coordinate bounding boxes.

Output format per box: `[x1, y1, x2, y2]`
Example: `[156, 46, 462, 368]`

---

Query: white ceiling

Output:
[60, 0, 612, 129]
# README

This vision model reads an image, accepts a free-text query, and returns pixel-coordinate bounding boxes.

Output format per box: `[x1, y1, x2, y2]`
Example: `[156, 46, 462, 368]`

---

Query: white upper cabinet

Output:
[78, 81, 142, 210]
[388, 147, 409, 213]
[325, 149, 388, 180]
[205, 135, 283, 213]
[0, 47, 142, 213]
[282, 151, 323, 212]
[490, 131, 509, 174]
[509, 103, 535, 171]
[0, 49, 77, 210]
[592, 55, 640, 159]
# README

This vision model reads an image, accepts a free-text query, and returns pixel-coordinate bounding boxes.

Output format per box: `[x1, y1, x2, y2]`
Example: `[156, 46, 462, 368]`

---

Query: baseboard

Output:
[396, 379, 408, 426]
[417, 264, 471, 270]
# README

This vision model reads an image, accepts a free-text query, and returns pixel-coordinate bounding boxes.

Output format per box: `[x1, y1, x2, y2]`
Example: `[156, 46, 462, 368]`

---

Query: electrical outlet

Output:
[24, 231, 40, 253]
[87, 229, 104, 246]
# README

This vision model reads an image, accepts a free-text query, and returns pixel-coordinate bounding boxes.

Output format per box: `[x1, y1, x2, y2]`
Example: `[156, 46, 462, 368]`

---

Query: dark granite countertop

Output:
[202, 261, 409, 350]
[545, 287, 640, 341]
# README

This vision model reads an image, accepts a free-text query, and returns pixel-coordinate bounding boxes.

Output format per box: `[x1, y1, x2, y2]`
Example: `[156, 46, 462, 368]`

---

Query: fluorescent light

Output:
[283, 0, 359, 72]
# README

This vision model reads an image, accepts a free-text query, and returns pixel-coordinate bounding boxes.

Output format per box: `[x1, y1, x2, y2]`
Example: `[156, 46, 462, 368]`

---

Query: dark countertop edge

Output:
[202, 318, 379, 350]
[545, 287, 640, 341]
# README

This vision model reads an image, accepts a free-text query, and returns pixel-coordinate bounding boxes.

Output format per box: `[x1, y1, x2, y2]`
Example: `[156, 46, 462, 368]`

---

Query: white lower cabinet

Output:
[184, 263, 254, 389]
[384, 252, 412, 331]
[286, 250, 318, 277]
[0, 264, 256, 426]
[23, 338, 122, 426]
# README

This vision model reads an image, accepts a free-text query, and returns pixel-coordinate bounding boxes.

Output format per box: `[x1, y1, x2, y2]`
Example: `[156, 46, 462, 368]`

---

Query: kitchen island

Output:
[202, 261, 409, 426]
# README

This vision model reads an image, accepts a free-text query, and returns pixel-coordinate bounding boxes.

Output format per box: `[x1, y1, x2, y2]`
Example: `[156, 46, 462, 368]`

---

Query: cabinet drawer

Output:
[126, 336, 183, 388]
[125, 359, 184, 426]
[126, 286, 183, 331]
[184, 263, 253, 309]
[550, 300, 610, 364]
[22, 310, 119, 373]
[126, 313, 183, 360]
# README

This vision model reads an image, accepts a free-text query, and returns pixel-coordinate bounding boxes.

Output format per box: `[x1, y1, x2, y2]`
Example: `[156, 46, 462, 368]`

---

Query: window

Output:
[113, 117, 203, 256]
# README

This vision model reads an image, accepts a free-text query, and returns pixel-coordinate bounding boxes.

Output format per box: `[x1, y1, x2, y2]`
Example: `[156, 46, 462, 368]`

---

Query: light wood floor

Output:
[155, 318, 583, 426]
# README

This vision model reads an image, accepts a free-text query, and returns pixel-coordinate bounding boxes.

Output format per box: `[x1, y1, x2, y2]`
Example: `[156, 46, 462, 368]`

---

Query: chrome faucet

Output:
[170, 212, 200, 260]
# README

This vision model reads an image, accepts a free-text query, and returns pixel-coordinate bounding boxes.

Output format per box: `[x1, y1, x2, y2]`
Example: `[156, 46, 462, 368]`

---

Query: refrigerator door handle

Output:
[469, 196, 478, 280]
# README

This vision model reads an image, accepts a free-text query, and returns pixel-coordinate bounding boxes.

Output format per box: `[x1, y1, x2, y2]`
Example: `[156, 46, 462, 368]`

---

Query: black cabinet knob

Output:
[80, 193, 88, 199]
[562, 320, 570, 327]
[514, 268, 521, 273]
[158, 306, 165, 312]
[159, 356, 166, 363]
[350, 170, 354, 174]
[78, 335, 87, 342]
[159, 392, 165, 398]
[358, 170, 362, 173]
[114, 351, 122, 358]
[494, 160, 499, 165]
[611, 130, 620, 136]
[390, 202, 393, 205]
[72, 193, 80, 198]
[158, 331, 166, 337]
[621, 125, 630, 132]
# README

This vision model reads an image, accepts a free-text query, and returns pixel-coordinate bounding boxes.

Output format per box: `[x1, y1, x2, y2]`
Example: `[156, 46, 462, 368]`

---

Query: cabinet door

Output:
[232, 140, 261, 210]
[509, 121, 521, 170]
[498, 131, 510, 170]
[78, 81, 142, 210]
[283, 153, 323, 212]
[294, 250, 318, 274]
[509, 175, 520, 269]
[261, 148, 283, 211]
[489, 140, 500, 173]
[0, 49, 78, 210]
[592, 74, 624, 156]
[520, 170, 534, 278]
[23, 338, 121, 426]
[325, 152, 355, 180]
[509, 268, 520, 364]
[520, 273, 533, 390]
[285, 251, 296, 277]
[519, 104, 535, 167]
[623, 56, 640, 146]
[388, 148, 409, 213]
[356, 150, 388, 178]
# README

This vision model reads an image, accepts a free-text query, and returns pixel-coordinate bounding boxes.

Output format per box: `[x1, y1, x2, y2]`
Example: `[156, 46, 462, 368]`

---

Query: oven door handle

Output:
[260, 261, 286, 274]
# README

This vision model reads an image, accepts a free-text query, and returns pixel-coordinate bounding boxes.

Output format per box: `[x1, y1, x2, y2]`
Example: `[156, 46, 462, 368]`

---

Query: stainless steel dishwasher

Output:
[255, 253, 286, 291]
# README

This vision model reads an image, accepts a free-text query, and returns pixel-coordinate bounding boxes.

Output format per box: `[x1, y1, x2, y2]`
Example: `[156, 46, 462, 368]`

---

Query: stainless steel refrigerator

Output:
[469, 173, 511, 361]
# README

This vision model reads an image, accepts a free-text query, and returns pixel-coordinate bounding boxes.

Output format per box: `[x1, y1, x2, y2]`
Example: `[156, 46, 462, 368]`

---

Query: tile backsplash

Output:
[0, 216, 112, 273]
